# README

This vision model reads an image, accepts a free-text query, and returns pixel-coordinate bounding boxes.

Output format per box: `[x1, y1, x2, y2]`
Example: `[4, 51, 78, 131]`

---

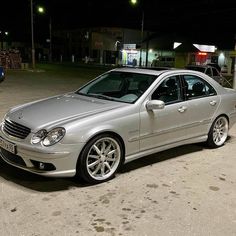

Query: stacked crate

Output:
[0, 50, 22, 69]
[0, 51, 9, 69]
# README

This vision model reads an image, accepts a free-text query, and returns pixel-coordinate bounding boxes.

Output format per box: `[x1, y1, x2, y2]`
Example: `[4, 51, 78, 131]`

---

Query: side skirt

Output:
[124, 135, 208, 164]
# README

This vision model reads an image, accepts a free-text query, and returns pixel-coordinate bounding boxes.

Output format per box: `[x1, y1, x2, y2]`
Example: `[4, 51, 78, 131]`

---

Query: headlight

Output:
[31, 129, 47, 144]
[31, 127, 66, 146]
[42, 127, 66, 146]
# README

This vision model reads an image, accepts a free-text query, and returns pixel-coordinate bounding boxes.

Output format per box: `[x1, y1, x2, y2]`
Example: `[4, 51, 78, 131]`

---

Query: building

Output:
[1, 26, 235, 74]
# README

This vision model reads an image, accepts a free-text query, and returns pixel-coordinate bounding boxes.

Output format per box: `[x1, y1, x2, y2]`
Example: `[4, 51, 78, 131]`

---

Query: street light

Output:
[130, 0, 137, 4]
[38, 6, 45, 14]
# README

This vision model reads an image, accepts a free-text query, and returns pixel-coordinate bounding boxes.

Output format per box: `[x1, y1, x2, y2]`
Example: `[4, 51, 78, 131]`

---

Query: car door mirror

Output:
[146, 100, 165, 111]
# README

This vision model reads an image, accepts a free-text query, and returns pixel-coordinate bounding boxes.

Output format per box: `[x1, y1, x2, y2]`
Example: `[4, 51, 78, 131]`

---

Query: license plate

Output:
[0, 136, 16, 154]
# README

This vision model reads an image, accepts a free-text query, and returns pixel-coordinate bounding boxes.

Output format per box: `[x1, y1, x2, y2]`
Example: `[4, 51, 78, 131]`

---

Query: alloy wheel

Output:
[86, 137, 121, 181]
[212, 116, 228, 146]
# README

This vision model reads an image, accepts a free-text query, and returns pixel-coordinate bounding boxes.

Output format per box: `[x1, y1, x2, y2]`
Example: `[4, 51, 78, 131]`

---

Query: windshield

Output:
[76, 71, 157, 103]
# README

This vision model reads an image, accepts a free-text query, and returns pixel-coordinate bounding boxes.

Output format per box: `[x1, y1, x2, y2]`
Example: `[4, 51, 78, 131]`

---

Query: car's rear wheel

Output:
[77, 134, 123, 184]
[207, 116, 229, 148]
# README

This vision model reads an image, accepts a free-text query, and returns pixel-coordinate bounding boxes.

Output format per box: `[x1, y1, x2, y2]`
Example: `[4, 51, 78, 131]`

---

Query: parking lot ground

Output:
[0, 65, 236, 236]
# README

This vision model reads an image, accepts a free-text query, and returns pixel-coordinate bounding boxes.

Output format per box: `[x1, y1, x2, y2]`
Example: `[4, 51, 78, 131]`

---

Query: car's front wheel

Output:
[207, 116, 229, 148]
[77, 134, 124, 184]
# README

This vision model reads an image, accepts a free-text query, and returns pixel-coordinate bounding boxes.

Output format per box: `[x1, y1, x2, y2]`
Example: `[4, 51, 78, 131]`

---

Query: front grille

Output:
[0, 148, 26, 167]
[3, 119, 31, 139]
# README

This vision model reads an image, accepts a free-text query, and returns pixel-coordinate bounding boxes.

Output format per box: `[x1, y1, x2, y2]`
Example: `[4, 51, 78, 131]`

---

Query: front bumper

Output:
[0, 128, 85, 177]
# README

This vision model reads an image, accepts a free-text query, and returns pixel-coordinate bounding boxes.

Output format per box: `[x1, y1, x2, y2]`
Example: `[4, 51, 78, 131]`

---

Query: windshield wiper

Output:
[86, 93, 118, 101]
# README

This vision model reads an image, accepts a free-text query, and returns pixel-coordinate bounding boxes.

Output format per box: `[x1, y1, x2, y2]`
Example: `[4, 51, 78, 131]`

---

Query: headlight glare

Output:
[31, 129, 47, 144]
[42, 127, 66, 146]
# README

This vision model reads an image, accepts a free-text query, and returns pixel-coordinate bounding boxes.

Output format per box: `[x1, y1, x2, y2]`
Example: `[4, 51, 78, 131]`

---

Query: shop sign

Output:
[123, 44, 136, 50]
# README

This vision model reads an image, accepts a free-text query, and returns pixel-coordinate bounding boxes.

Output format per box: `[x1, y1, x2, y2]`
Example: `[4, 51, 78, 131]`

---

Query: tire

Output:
[77, 133, 124, 184]
[207, 116, 229, 148]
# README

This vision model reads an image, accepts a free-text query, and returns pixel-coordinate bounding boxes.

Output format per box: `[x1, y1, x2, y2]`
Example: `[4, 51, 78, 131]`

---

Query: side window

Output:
[151, 76, 182, 104]
[206, 68, 212, 76]
[183, 75, 217, 100]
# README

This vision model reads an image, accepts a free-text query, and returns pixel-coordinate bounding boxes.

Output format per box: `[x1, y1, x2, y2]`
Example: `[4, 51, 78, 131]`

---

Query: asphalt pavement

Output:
[0, 67, 236, 236]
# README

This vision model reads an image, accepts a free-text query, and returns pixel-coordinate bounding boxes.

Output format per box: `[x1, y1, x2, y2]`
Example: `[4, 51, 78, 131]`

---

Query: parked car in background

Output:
[1, 68, 236, 183]
[185, 65, 224, 85]
[0, 66, 5, 83]
[207, 63, 221, 72]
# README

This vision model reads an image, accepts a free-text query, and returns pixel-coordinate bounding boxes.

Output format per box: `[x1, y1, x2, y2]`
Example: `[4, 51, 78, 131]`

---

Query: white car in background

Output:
[185, 65, 225, 85]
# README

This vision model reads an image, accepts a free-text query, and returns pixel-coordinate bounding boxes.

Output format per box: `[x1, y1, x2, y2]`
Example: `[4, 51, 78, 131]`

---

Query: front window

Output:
[77, 72, 157, 103]
[151, 76, 182, 104]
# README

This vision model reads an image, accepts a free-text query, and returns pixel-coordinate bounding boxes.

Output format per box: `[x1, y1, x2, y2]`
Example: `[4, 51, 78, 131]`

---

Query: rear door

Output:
[182, 74, 220, 138]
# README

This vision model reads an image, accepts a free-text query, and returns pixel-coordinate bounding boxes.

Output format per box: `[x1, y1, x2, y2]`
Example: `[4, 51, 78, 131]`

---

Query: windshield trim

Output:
[76, 92, 133, 104]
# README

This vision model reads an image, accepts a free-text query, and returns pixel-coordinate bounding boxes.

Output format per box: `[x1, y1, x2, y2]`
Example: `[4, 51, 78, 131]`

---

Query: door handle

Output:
[178, 106, 187, 113]
[210, 100, 217, 106]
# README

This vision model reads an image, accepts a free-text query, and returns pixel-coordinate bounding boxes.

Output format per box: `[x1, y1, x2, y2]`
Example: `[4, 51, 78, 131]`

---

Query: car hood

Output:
[6, 93, 126, 131]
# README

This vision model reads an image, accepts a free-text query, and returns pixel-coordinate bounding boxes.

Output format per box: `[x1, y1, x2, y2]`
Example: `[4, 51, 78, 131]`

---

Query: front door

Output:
[139, 75, 189, 151]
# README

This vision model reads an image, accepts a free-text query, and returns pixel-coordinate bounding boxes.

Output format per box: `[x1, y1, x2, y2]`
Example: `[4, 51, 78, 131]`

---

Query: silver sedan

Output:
[1, 68, 236, 183]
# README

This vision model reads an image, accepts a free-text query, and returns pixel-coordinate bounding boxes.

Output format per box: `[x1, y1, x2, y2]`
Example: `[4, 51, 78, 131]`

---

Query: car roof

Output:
[111, 67, 173, 76]
[103, 67, 224, 92]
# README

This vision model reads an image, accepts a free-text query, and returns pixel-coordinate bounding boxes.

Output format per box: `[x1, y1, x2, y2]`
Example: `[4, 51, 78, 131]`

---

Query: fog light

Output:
[30, 160, 56, 171]
[39, 162, 45, 170]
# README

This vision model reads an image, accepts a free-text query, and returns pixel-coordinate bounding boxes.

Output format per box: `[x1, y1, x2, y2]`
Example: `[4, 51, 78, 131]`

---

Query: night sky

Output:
[0, 0, 236, 46]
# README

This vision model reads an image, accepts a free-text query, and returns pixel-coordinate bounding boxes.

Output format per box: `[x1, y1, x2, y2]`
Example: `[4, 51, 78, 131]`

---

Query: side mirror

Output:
[146, 100, 165, 111]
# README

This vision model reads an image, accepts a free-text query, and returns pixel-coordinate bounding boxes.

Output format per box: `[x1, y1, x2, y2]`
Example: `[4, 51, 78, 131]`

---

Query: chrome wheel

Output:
[86, 137, 121, 181]
[212, 116, 228, 146]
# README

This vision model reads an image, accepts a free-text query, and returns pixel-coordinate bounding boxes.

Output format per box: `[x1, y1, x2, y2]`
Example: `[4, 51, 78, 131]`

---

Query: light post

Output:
[30, 2, 52, 69]
[30, 0, 35, 69]
[140, 11, 144, 67]
[5, 31, 9, 50]
[0, 31, 9, 50]
[38, 5, 52, 62]
[130, 0, 144, 67]
[49, 17, 52, 62]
